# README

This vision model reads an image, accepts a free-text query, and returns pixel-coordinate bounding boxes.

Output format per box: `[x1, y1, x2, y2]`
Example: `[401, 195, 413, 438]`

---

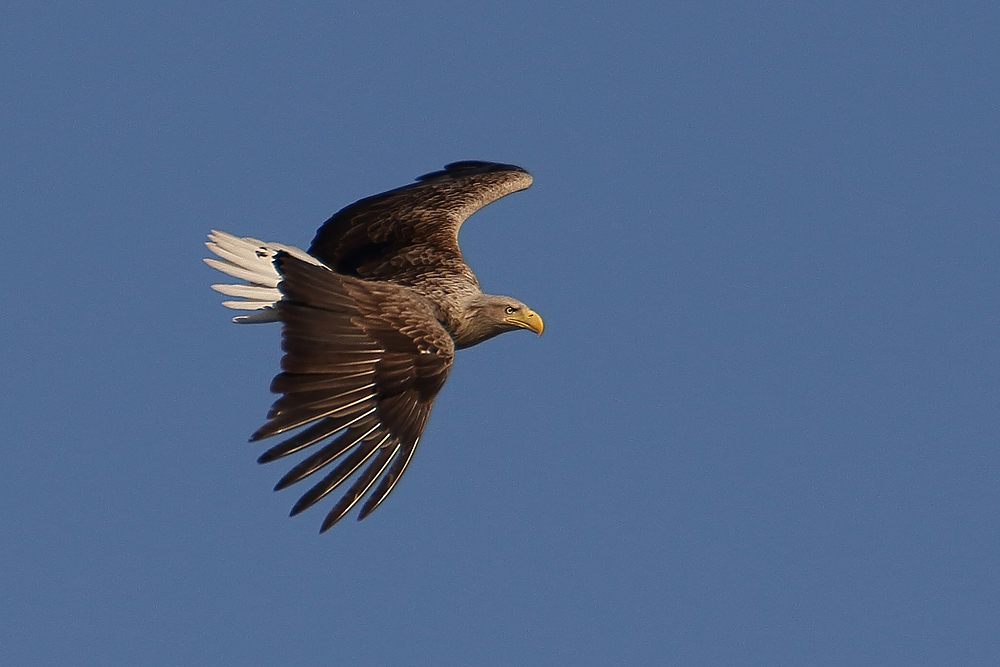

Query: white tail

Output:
[204, 230, 325, 323]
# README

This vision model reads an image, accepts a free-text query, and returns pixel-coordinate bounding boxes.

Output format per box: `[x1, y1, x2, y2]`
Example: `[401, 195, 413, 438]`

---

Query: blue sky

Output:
[4, 2, 999, 665]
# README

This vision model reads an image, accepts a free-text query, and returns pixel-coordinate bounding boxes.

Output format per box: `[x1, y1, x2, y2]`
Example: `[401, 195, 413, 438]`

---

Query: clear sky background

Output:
[4, 2, 998, 665]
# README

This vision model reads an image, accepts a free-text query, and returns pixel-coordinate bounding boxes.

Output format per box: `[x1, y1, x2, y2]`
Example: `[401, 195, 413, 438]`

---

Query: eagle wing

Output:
[307, 161, 533, 297]
[253, 252, 454, 531]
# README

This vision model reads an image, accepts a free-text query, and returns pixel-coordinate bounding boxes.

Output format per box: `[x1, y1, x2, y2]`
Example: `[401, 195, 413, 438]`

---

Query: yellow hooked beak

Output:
[506, 308, 544, 335]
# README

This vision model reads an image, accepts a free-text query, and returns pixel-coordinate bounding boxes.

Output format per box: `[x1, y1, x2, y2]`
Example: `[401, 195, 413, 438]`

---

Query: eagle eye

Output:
[505, 306, 516, 314]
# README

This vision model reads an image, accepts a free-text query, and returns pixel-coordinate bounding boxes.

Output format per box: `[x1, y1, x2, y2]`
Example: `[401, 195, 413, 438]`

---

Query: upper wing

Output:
[307, 161, 533, 292]
[253, 253, 455, 531]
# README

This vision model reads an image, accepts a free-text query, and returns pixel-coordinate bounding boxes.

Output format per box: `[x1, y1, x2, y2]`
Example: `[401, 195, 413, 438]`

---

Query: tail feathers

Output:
[204, 230, 325, 323]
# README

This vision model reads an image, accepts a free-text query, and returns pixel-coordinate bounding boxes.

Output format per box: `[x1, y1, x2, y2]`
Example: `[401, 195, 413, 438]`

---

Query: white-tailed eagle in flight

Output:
[205, 161, 543, 532]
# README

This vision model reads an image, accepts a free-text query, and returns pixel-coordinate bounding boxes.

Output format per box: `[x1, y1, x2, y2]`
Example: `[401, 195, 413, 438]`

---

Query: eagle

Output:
[205, 161, 543, 532]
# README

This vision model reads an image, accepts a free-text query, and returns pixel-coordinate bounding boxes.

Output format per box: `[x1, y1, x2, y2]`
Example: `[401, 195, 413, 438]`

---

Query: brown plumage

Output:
[205, 161, 543, 531]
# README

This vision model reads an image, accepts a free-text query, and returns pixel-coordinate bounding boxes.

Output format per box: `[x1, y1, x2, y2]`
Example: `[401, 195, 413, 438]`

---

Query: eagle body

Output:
[205, 161, 542, 531]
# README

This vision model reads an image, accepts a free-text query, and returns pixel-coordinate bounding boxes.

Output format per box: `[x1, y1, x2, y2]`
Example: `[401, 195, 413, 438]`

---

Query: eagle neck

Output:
[448, 293, 507, 349]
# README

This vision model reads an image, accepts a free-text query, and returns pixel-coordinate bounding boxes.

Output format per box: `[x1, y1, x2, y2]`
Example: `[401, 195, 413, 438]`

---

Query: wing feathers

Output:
[248, 253, 454, 528]
[256, 409, 377, 461]
[288, 431, 388, 516]
[275, 423, 382, 490]
[321, 440, 399, 531]
[267, 384, 377, 418]
[269, 369, 375, 395]
[254, 393, 378, 439]
[358, 437, 420, 520]
[307, 162, 532, 299]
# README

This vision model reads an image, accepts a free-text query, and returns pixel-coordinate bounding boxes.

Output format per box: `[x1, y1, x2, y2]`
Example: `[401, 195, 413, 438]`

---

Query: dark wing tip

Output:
[415, 161, 529, 182]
